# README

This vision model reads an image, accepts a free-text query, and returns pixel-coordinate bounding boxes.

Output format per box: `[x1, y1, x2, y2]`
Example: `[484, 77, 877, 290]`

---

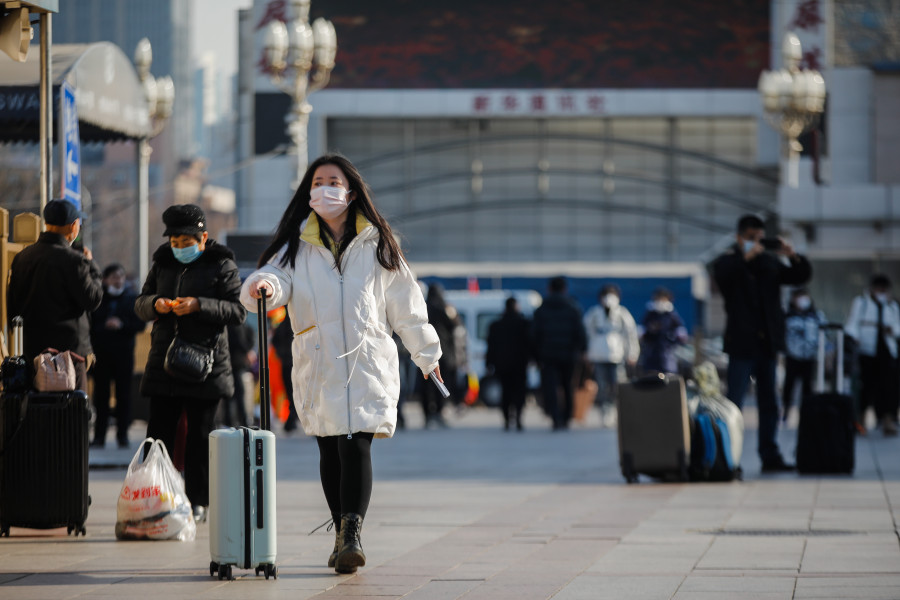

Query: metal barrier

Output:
[0, 207, 41, 354]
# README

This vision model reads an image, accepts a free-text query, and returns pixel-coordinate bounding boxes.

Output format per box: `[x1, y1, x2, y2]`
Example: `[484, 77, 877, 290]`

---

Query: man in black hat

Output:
[7, 200, 104, 371]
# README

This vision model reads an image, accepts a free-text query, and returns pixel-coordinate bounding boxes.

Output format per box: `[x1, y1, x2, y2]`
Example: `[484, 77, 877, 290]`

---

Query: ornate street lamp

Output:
[758, 32, 826, 188]
[134, 37, 174, 282]
[262, 0, 337, 188]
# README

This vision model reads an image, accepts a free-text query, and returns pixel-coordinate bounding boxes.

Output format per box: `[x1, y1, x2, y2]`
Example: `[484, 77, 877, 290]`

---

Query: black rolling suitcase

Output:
[0, 390, 92, 535]
[617, 373, 691, 483]
[0, 318, 91, 536]
[796, 323, 855, 474]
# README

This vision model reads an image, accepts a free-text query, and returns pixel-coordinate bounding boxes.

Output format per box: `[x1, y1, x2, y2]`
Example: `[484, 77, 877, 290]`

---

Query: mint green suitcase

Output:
[208, 292, 277, 581]
[209, 427, 277, 580]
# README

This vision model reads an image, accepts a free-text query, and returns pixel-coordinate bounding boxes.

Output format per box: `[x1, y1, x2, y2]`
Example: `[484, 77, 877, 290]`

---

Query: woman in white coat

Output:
[241, 154, 443, 574]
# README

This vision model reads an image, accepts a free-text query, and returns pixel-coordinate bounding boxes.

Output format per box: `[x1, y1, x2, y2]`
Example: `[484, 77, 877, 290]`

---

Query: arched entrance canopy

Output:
[0, 42, 152, 142]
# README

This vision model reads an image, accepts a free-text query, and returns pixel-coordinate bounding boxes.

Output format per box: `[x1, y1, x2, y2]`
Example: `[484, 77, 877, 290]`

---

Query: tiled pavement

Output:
[1, 401, 898, 599]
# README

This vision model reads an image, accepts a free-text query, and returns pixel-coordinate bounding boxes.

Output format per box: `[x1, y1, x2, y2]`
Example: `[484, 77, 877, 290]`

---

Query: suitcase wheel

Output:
[67, 525, 86, 537]
[0, 525, 8, 537]
[217, 564, 233, 581]
[209, 562, 218, 578]
[621, 452, 638, 484]
[266, 564, 277, 580]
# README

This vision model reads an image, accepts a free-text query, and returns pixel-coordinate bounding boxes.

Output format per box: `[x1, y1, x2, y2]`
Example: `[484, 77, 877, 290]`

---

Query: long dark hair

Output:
[257, 154, 405, 271]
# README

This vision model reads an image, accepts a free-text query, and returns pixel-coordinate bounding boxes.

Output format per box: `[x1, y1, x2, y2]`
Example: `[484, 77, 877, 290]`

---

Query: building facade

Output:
[236, 0, 900, 324]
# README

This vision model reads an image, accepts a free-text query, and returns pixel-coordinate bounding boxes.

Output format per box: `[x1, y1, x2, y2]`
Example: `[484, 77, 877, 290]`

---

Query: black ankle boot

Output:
[327, 519, 340, 568]
[335, 513, 365, 574]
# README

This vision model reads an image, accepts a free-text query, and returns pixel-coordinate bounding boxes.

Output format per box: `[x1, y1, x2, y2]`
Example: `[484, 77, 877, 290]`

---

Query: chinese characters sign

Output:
[470, 91, 605, 116]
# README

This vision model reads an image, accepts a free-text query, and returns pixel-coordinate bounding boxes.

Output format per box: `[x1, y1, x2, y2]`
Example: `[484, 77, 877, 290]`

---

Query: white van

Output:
[443, 289, 542, 381]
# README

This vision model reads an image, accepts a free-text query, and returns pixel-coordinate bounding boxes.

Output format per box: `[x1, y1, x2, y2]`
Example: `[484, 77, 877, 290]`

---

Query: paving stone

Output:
[2, 407, 899, 599]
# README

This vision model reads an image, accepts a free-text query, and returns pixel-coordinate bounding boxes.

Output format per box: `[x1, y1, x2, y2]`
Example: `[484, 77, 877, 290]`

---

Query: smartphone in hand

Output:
[429, 372, 450, 399]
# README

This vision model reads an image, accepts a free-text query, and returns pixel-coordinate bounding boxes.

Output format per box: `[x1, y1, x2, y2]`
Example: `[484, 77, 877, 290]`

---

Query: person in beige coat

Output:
[242, 154, 442, 575]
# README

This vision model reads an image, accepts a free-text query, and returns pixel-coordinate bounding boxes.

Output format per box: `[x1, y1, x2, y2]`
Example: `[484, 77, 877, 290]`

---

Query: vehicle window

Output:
[476, 312, 502, 341]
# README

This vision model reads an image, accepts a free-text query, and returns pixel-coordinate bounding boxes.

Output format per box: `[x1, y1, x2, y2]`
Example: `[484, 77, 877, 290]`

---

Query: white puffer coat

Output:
[240, 217, 441, 438]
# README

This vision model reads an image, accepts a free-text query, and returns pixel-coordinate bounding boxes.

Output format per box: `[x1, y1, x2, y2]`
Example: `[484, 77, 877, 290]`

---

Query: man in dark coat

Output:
[7, 200, 103, 375]
[90, 264, 146, 448]
[713, 214, 812, 472]
[134, 204, 246, 522]
[486, 297, 532, 431]
[532, 277, 587, 430]
[422, 284, 458, 428]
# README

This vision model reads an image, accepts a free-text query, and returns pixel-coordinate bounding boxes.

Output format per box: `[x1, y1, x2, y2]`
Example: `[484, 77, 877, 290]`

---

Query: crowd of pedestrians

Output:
[10, 195, 900, 514]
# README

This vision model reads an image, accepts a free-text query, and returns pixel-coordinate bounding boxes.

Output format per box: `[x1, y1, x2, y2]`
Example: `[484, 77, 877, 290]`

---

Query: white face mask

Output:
[795, 296, 811, 310]
[875, 292, 890, 304]
[653, 300, 673, 313]
[741, 239, 756, 254]
[106, 285, 125, 297]
[309, 186, 351, 220]
[602, 294, 619, 308]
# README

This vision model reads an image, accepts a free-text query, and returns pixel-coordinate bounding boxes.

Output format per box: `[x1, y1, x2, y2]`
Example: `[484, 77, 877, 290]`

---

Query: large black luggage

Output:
[617, 373, 691, 483]
[796, 323, 855, 474]
[0, 390, 92, 535]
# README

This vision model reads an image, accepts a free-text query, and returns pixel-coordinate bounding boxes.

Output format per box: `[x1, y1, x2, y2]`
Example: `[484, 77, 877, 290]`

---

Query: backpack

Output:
[689, 411, 741, 482]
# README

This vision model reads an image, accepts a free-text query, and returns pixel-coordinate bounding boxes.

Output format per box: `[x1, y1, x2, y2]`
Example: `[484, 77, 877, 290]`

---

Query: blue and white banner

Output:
[59, 80, 81, 206]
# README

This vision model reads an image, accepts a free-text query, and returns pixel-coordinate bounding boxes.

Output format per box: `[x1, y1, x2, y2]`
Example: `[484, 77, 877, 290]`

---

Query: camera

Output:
[760, 238, 782, 251]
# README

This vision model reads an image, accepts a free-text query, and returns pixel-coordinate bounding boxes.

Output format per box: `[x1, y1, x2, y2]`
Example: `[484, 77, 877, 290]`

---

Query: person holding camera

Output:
[712, 214, 811, 472]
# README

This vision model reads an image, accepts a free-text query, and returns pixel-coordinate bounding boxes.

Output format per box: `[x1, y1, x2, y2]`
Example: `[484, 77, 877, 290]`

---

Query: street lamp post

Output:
[758, 32, 826, 188]
[134, 38, 174, 283]
[262, 0, 337, 189]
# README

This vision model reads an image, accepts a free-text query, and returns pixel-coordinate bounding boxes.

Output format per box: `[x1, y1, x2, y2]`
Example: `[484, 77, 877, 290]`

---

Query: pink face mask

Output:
[309, 186, 351, 220]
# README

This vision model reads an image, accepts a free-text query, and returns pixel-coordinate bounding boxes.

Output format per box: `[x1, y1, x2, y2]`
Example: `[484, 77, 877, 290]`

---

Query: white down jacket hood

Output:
[240, 216, 441, 438]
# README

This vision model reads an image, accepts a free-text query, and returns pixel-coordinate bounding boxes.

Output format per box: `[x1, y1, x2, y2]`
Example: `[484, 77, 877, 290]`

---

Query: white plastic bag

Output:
[115, 437, 196, 541]
[692, 361, 744, 466]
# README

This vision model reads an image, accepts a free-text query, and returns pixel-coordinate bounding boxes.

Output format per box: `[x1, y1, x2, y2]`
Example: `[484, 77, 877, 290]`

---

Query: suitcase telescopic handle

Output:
[816, 322, 844, 394]
[11, 316, 22, 357]
[257, 291, 270, 432]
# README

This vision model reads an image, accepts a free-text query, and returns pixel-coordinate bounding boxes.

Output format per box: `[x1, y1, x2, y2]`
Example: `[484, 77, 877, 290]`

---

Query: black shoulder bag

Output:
[164, 322, 215, 383]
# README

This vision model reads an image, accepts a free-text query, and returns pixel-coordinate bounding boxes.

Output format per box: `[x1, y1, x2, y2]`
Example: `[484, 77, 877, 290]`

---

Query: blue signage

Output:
[60, 81, 81, 207]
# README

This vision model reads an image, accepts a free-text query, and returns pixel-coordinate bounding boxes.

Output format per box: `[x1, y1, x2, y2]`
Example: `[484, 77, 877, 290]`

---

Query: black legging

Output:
[316, 433, 374, 523]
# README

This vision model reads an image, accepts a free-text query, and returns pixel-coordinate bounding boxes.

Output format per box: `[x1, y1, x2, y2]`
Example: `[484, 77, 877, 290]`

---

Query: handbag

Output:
[33, 348, 86, 392]
[164, 324, 215, 383]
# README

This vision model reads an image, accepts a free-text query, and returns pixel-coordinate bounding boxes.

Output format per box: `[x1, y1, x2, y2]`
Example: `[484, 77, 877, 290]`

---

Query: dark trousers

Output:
[316, 433, 374, 523]
[726, 355, 782, 462]
[498, 368, 527, 426]
[147, 395, 218, 507]
[782, 357, 814, 415]
[592, 362, 619, 406]
[278, 354, 300, 430]
[858, 353, 900, 421]
[541, 360, 575, 429]
[220, 368, 249, 427]
[92, 352, 134, 445]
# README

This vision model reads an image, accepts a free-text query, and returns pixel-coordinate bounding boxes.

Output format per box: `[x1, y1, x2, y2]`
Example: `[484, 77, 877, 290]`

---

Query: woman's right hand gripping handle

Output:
[249, 280, 274, 301]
